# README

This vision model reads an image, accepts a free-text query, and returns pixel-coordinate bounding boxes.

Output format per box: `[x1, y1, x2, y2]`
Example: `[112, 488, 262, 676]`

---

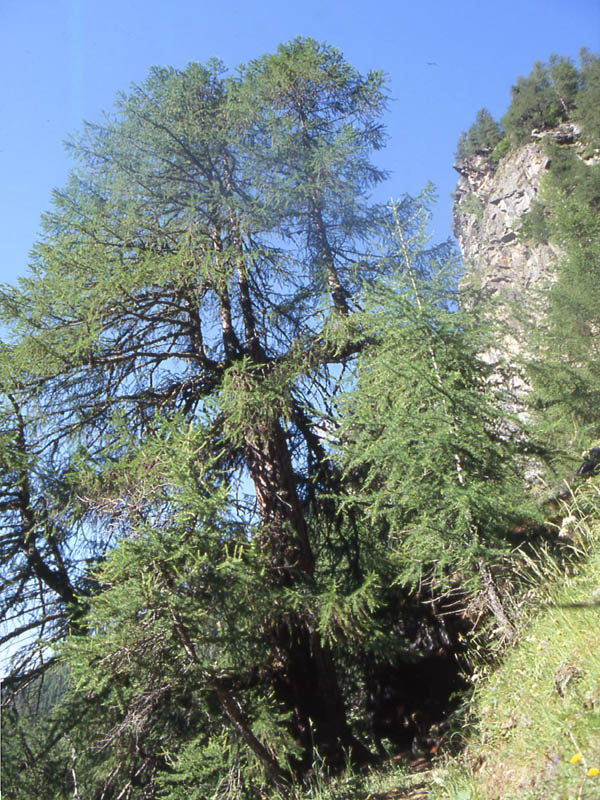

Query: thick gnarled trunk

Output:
[244, 419, 371, 773]
[244, 419, 314, 576]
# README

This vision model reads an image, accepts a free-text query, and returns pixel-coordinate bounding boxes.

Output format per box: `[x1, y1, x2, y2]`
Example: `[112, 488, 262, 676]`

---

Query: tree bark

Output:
[244, 419, 314, 577]
[243, 419, 372, 772]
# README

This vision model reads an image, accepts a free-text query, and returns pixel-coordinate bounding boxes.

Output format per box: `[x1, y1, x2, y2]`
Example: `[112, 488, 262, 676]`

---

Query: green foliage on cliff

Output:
[526, 156, 600, 448]
[454, 49, 600, 457]
[455, 108, 503, 159]
[573, 48, 600, 149]
[500, 49, 599, 146]
[501, 57, 576, 144]
[512, 53, 600, 451]
[456, 50, 599, 161]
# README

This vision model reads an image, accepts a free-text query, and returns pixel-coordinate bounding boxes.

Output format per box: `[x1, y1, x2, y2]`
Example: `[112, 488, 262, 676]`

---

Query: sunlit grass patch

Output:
[429, 488, 600, 799]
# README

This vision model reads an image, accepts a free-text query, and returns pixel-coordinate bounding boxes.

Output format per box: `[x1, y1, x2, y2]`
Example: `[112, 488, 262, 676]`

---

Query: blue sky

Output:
[0, 0, 597, 286]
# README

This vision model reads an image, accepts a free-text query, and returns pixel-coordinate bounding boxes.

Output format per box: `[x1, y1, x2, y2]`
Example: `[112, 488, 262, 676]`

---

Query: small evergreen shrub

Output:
[455, 108, 503, 159]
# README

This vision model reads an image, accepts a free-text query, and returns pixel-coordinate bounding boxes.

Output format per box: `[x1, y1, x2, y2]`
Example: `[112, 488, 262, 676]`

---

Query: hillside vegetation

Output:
[429, 482, 600, 800]
[2, 44, 599, 800]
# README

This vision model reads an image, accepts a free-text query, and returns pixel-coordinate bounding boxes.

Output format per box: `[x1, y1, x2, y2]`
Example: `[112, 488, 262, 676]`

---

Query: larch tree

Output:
[1, 40, 543, 800]
[335, 195, 537, 639]
[1, 39, 389, 797]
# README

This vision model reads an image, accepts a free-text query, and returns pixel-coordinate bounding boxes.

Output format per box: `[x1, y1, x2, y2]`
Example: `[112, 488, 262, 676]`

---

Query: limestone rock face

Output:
[453, 143, 558, 309]
[452, 142, 560, 420]
[453, 123, 590, 314]
[453, 124, 596, 488]
[452, 127, 586, 486]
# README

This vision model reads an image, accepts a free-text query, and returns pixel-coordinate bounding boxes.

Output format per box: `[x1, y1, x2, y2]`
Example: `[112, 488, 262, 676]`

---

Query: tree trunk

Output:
[272, 622, 374, 773]
[244, 420, 372, 773]
[244, 419, 314, 577]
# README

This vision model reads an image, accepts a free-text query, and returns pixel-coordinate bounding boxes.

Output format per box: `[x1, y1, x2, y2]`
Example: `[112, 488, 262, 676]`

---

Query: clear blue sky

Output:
[0, 0, 597, 286]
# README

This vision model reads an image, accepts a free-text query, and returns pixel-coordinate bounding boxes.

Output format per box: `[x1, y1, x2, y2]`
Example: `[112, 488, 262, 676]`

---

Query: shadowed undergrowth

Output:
[426, 482, 600, 799]
[278, 482, 600, 800]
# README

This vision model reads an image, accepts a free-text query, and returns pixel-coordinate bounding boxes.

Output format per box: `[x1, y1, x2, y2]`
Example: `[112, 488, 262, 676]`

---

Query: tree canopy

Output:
[1, 39, 558, 800]
[455, 108, 503, 160]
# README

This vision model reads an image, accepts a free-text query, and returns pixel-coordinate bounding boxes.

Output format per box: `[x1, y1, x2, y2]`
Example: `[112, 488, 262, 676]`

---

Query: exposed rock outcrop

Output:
[452, 130, 580, 487]
[453, 143, 557, 312]
[452, 142, 558, 420]
[453, 124, 595, 488]
[453, 122, 587, 327]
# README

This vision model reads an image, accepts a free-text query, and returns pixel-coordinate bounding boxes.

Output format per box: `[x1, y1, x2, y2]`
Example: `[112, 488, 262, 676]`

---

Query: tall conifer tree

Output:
[336, 195, 535, 610]
[1, 39, 387, 795]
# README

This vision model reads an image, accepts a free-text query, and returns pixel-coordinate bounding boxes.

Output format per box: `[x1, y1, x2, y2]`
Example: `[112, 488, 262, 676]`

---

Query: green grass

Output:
[270, 757, 430, 800]
[428, 485, 600, 799]
[274, 483, 600, 800]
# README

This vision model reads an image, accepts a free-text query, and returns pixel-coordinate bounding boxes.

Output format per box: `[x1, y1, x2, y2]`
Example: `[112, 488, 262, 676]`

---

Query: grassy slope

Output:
[428, 483, 600, 800]
[278, 483, 600, 800]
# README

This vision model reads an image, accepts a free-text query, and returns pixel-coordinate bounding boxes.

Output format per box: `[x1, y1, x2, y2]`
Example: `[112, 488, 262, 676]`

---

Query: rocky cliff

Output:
[451, 126, 590, 488]
[451, 124, 588, 398]
[452, 144, 553, 410]
[453, 143, 557, 307]
[452, 122, 588, 322]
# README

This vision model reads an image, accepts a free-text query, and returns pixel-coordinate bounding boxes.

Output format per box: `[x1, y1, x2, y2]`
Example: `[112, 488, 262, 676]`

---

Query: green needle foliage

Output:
[513, 51, 600, 455]
[7, 39, 593, 800]
[336, 195, 537, 601]
[455, 108, 503, 160]
[501, 57, 577, 144]
[59, 423, 301, 798]
[573, 48, 600, 149]
[0, 38, 391, 798]
[526, 156, 600, 451]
